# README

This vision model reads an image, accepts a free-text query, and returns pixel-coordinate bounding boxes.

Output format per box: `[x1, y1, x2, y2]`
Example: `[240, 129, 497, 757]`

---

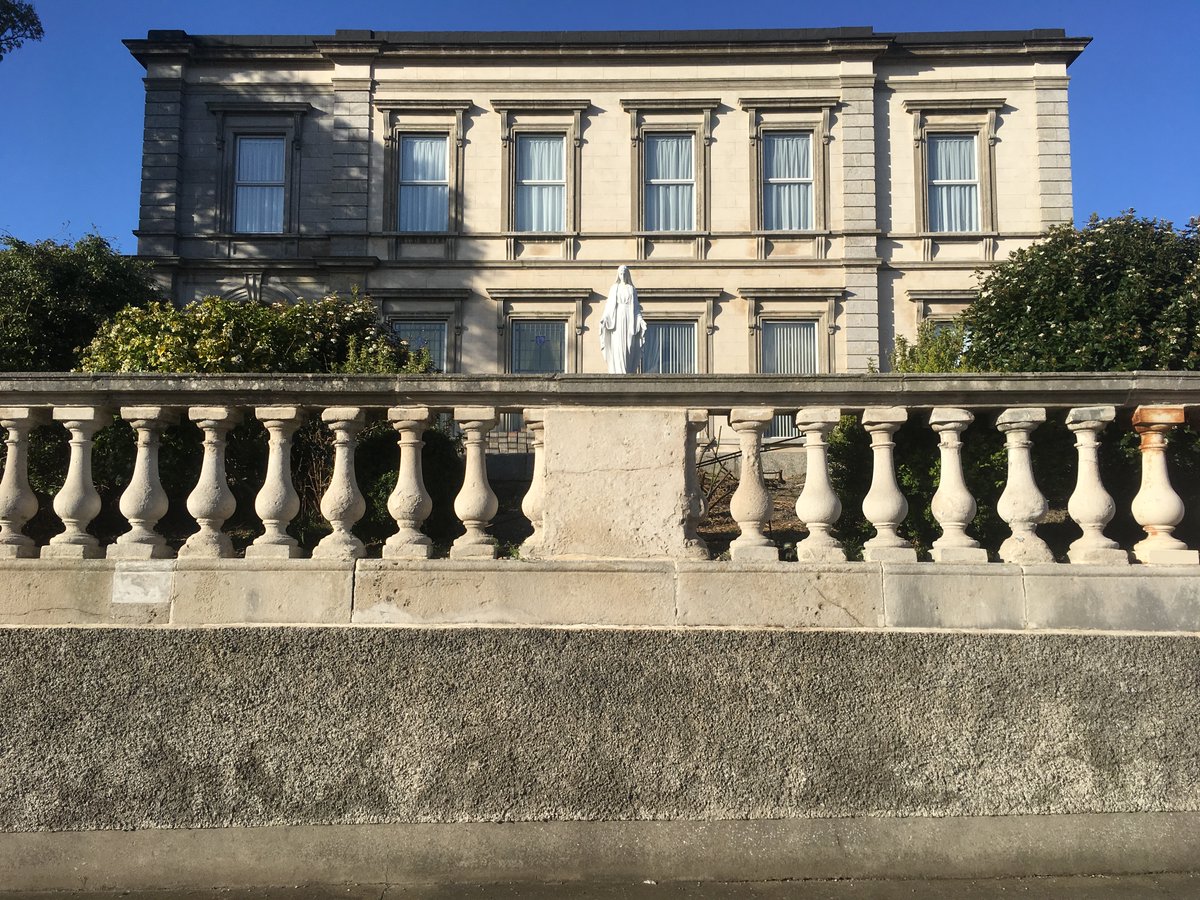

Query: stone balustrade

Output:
[2, 372, 1200, 568]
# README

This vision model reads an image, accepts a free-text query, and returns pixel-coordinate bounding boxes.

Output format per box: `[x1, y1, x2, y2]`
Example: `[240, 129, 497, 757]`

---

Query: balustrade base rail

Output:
[2, 557, 1198, 632]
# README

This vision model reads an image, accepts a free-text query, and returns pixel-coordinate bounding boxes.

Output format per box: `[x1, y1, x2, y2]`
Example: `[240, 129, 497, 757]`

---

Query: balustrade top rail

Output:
[2, 371, 1199, 411]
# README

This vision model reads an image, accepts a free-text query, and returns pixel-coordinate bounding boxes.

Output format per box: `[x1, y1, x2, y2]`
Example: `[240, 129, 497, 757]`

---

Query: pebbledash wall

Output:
[125, 27, 1087, 375]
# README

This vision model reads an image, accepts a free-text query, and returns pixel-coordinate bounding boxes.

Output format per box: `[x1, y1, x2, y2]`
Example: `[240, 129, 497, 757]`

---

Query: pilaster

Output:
[136, 61, 187, 257]
[838, 68, 880, 371]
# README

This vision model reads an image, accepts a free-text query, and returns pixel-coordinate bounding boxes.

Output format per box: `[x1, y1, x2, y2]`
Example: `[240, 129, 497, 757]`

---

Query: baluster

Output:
[313, 407, 367, 560]
[450, 406, 498, 559]
[929, 408, 987, 563]
[794, 407, 845, 562]
[179, 406, 242, 559]
[683, 408, 710, 559]
[996, 407, 1054, 564]
[1131, 405, 1198, 565]
[246, 406, 306, 559]
[0, 407, 48, 559]
[109, 406, 178, 559]
[728, 408, 777, 561]
[862, 407, 916, 562]
[43, 406, 111, 559]
[1066, 406, 1128, 565]
[518, 408, 546, 559]
[384, 406, 433, 559]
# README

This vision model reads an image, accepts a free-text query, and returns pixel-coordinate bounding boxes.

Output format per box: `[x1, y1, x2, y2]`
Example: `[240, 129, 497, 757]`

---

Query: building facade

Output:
[125, 27, 1088, 376]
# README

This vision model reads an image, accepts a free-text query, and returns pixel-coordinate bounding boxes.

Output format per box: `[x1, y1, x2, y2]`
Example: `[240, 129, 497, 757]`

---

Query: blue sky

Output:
[1, 0, 1197, 252]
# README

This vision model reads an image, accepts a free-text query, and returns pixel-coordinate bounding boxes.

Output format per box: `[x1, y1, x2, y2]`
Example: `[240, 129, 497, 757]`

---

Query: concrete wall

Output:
[3, 626, 1198, 834]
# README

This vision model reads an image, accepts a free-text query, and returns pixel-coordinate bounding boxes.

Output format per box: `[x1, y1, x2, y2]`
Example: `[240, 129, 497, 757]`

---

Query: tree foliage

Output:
[890, 318, 973, 374]
[963, 213, 1200, 372]
[0, 234, 156, 372]
[79, 292, 429, 375]
[0, 0, 42, 62]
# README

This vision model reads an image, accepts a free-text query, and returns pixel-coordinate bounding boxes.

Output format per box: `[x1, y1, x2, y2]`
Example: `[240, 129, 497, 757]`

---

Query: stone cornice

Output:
[128, 29, 1088, 70]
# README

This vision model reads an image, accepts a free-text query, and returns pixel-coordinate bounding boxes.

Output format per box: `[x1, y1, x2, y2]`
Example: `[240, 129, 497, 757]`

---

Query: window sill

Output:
[753, 230, 829, 237]
[919, 231, 997, 239]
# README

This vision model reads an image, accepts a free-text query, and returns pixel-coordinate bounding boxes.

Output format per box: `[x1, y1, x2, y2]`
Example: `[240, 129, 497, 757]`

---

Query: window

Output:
[904, 98, 1002, 235]
[377, 100, 469, 241]
[514, 134, 566, 233]
[392, 320, 448, 372]
[209, 100, 310, 236]
[644, 133, 695, 232]
[927, 134, 979, 232]
[643, 321, 697, 374]
[762, 132, 814, 231]
[510, 320, 566, 374]
[233, 137, 286, 234]
[761, 319, 819, 438]
[398, 135, 449, 232]
[739, 97, 834, 241]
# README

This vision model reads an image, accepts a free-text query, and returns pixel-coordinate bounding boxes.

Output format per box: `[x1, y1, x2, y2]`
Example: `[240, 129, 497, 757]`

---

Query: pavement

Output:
[4, 875, 1200, 899]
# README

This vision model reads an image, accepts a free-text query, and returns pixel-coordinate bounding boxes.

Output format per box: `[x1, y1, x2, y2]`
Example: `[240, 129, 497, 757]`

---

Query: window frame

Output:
[378, 290, 466, 374]
[208, 101, 311, 236]
[634, 288, 718, 374]
[511, 129, 570, 234]
[904, 98, 1004, 236]
[395, 132, 452, 234]
[739, 97, 837, 237]
[641, 319, 700, 375]
[489, 288, 591, 375]
[621, 98, 718, 256]
[232, 135, 288, 235]
[388, 318, 451, 373]
[758, 129, 818, 233]
[641, 131, 699, 234]
[492, 99, 588, 244]
[741, 287, 838, 376]
[377, 100, 471, 239]
[906, 289, 978, 325]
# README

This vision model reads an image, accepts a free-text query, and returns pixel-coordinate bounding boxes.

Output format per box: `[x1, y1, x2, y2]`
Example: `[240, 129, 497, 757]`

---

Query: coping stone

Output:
[883, 562, 1025, 628]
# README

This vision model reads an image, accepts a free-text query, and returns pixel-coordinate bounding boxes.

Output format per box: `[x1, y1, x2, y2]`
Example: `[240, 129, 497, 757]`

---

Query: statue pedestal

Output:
[540, 407, 697, 559]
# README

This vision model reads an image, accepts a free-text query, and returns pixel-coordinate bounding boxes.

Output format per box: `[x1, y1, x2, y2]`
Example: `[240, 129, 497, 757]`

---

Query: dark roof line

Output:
[135, 26, 1082, 48]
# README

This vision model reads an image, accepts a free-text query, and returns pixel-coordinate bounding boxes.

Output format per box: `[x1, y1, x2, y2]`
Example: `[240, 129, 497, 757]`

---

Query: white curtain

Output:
[399, 136, 449, 232]
[761, 320, 819, 438]
[234, 137, 285, 233]
[927, 135, 979, 232]
[392, 320, 448, 371]
[763, 132, 813, 230]
[643, 321, 696, 374]
[515, 135, 565, 232]
[645, 134, 694, 231]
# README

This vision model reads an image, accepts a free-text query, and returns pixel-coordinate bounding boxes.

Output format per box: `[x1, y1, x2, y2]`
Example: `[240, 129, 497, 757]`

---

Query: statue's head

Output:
[616, 265, 631, 285]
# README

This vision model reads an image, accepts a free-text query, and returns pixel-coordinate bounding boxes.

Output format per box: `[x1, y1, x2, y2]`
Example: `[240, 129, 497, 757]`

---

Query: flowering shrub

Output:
[79, 292, 428, 374]
[963, 213, 1200, 372]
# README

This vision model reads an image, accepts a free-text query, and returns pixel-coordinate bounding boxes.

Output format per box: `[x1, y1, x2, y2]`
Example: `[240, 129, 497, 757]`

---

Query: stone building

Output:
[125, 27, 1088, 379]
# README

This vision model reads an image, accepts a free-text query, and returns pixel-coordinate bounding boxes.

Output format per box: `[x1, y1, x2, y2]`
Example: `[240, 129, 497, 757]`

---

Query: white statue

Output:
[599, 265, 647, 374]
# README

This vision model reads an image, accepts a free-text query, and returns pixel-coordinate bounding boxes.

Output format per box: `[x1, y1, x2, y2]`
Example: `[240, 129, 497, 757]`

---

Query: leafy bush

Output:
[79, 292, 429, 375]
[890, 318, 973, 374]
[0, 234, 156, 372]
[963, 213, 1200, 372]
